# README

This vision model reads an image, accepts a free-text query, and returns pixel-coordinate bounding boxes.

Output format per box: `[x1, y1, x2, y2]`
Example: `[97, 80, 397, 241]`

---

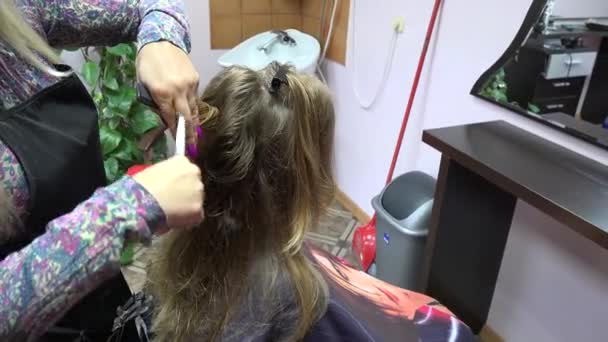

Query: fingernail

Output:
[187, 144, 199, 159]
[196, 126, 203, 139]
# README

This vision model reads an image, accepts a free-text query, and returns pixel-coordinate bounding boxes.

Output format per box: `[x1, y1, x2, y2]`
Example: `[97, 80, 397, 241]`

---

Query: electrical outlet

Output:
[393, 16, 405, 33]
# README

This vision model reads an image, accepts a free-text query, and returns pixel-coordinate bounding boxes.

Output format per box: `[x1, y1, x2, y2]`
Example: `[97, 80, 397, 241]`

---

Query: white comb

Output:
[175, 113, 186, 156]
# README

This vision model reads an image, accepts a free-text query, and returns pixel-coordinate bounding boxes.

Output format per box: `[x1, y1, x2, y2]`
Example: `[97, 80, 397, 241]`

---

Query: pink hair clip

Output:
[187, 126, 203, 159]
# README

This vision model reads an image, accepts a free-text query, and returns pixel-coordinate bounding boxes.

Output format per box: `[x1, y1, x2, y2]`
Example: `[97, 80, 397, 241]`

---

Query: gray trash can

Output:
[371, 171, 436, 291]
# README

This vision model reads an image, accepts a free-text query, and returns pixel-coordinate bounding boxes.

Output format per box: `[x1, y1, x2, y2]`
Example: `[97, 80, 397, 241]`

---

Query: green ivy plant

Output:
[79, 43, 167, 266]
[480, 68, 510, 105]
[80, 43, 167, 182]
[480, 67, 540, 114]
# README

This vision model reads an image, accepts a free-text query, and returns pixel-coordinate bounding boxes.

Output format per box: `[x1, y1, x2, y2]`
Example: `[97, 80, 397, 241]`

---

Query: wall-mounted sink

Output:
[218, 29, 320, 74]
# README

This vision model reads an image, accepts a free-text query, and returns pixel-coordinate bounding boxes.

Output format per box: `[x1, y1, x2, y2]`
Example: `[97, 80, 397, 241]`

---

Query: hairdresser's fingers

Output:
[186, 87, 199, 146]
[133, 156, 204, 229]
[136, 41, 200, 137]
[185, 178, 205, 227]
[158, 101, 177, 135]
[174, 95, 195, 145]
[186, 170, 204, 229]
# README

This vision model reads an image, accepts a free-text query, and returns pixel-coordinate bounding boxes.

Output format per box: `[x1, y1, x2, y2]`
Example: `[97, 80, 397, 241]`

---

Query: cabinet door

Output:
[545, 52, 597, 79]
[534, 76, 585, 99]
[536, 97, 579, 115]
[582, 56, 608, 124]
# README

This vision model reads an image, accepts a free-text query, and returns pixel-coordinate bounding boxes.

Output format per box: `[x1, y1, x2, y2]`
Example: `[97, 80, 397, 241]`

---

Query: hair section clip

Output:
[269, 65, 288, 95]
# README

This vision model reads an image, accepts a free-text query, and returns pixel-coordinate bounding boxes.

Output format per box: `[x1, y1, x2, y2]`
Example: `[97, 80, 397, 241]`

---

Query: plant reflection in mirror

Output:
[479, 65, 540, 114]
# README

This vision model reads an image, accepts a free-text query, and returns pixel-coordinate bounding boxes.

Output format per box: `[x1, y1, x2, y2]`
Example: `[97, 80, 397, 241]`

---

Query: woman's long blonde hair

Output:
[0, 0, 63, 74]
[147, 63, 336, 341]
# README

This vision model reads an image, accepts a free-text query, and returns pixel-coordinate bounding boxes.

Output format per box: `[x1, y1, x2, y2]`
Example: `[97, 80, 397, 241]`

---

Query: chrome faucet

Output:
[258, 30, 297, 54]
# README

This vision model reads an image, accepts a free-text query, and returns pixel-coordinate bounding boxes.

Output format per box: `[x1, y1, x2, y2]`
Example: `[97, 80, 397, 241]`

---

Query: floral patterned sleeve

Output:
[0, 142, 30, 217]
[17, 0, 191, 52]
[0, 176, 166, 341]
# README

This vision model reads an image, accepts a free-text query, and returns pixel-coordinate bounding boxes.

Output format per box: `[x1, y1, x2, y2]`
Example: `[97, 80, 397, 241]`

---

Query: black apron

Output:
[0, 66, 135, 341]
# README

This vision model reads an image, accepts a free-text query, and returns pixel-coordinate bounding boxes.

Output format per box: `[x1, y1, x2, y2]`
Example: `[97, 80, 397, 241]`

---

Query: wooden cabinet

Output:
[582, 37, 608, 124]
[505, 40, 608, 119]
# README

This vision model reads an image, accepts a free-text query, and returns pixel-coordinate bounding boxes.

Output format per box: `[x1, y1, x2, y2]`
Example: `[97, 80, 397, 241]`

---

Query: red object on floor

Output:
[126, 164, 152, 176]
[352, 217, 377, 271]
[352, 0, 444, 272]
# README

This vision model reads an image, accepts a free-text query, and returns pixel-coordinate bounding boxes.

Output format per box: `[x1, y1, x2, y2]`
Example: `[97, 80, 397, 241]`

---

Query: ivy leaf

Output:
[104, 75, 119, 91]
[93, 90, 103, 107]
[100, 126, 122, 156]
[101, 107, 115, 119]
[108, 117, 121, 130]
[108, 87, 136, 115]
[126, 43, 137, 60]
[120, 242, 135, 265]
[528, 103, 540, 113]
[82, 62, 100, 87]
[102, 57, 120, 91]
[151, 134, 168, 162]
[132, 107, 160, 135]
[104, 157, 120, 182]
[107, 94, 122, 111]
[121, 59, 137, 79]
[497, 68, 506, 79]
[108, 96, 130, 116]
[121, 87, 137, 106]
[106, 43, 133, 57]
[113, 139, 139, 162]
[112, 144, 131, 162]
[489, 87, 508, 103]
[132, 144, 145, 164]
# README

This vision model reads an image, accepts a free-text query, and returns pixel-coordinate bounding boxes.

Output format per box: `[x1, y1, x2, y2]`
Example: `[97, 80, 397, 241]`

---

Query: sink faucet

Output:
[258, 30, 297, 54]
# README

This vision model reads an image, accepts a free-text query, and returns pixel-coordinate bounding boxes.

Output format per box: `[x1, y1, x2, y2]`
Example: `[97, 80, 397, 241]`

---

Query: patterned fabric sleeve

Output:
[17, 0, 191, 52]
[0, 141, 29, 217]
[137, 0, 191, 52]
[0, 176, 166, 341]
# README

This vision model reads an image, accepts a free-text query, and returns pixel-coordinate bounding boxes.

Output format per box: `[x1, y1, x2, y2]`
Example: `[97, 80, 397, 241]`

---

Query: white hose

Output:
[321, 0, 339, 63]
[350, 1, 400, 110]
[316, 0, 339, 83]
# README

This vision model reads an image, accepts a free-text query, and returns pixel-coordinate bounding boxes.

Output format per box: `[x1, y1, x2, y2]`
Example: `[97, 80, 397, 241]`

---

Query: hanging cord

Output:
[316, 0, 339, 83]
[350, 1, 401, 109]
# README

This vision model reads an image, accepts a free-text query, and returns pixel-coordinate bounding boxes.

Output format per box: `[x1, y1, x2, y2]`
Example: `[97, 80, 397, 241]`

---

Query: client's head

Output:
[147, 62, 336, 341]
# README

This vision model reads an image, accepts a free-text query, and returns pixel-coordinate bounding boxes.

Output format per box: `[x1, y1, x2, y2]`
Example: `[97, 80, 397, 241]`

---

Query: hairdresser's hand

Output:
[133, 156, 204, 229]
[137, 41, 199, 145]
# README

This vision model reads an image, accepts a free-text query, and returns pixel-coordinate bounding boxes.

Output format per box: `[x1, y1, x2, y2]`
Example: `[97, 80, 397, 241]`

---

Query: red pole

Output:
[353, 0, 444, 271]
[385, 0, 443, 184]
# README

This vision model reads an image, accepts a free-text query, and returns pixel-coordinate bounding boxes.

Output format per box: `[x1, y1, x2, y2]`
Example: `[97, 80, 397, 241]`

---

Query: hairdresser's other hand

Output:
[133, 156, 204, 229]
[137, 41, 199, 145]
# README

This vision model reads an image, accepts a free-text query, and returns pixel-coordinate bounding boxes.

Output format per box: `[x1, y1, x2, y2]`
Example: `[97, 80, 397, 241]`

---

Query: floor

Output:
[121, 201, 362, 293]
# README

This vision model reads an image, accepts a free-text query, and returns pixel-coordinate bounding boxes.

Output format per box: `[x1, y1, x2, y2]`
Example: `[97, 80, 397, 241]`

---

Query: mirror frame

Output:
[470, 0, 608, 150]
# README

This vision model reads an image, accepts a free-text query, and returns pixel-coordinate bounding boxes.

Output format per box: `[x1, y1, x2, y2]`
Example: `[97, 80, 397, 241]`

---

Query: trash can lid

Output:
[396, 199, 433, 233]
[381, 171, 436, 221]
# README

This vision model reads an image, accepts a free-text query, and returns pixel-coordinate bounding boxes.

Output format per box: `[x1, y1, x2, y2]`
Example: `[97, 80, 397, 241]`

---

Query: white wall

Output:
[183, 0, 224, 88]
[553, 0, 608, 19]
[324, 0, 436, 213]
[325, 0, 608, 341]
[64, 1, 608, 339]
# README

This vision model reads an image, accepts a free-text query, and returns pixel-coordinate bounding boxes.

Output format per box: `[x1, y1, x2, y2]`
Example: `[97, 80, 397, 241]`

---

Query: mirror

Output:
[471, 0, 608, 148]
